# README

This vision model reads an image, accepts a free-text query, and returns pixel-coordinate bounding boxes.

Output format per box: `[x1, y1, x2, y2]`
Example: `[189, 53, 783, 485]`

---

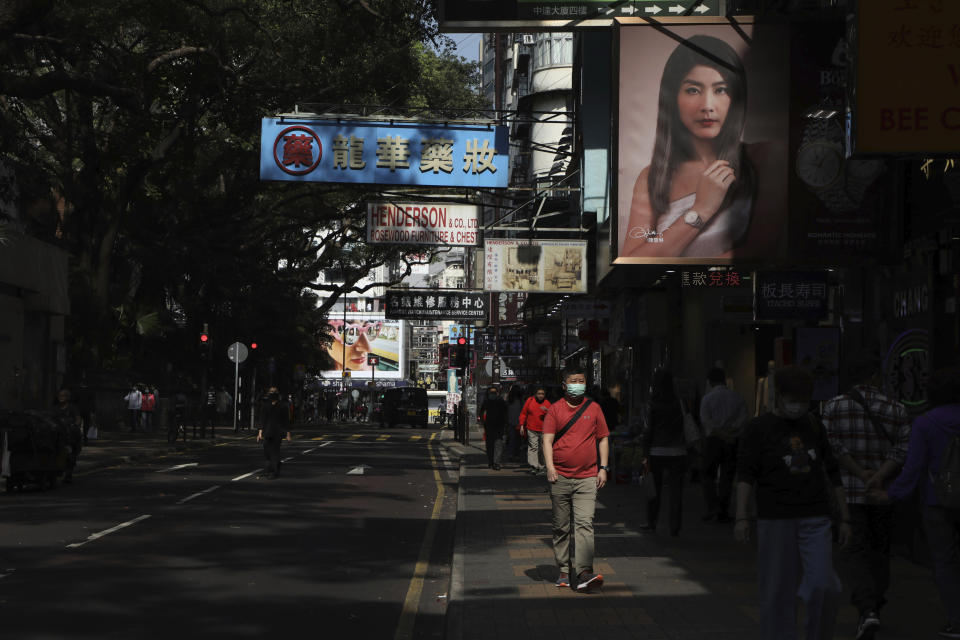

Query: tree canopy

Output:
[0, 0, 485, 390]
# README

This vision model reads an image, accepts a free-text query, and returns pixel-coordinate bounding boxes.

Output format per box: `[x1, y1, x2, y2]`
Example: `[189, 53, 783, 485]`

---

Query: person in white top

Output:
[123, 385, 142, 432]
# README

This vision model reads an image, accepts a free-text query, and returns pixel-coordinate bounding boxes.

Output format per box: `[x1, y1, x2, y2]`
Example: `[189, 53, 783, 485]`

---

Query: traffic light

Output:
[250, 342, 258, 350]
[199, 332, 209, 346]
[457, 336, 467, 346]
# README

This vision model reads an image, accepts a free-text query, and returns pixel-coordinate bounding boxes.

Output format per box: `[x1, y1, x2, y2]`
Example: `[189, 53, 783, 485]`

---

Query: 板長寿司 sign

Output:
[260, 118, 508, 188]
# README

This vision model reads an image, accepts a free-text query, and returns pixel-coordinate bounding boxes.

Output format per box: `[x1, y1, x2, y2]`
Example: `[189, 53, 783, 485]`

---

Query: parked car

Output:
[376, 387, 428, 428]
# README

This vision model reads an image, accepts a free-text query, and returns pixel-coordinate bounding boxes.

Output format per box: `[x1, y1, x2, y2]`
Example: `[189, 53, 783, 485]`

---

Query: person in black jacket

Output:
[734, 365, 851, 640]
[641, 369, 687, 536]
[479, 386, 508, 470]
[257, 387, 292, 479]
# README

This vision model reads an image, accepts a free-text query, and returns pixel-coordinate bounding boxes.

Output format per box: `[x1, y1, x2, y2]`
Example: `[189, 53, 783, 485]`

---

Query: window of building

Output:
[533, 33, 572, 70]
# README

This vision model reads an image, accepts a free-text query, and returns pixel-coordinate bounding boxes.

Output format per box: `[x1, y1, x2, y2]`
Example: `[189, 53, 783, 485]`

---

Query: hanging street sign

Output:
[440, 0, 719, 30]
[261, 118, 508, 188]
[385, 290, 487, 320]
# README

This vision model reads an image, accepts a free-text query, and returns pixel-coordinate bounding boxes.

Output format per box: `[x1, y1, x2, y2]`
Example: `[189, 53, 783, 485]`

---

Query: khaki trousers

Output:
[527, 430, 544, 470]
[549, 475, 597, 576]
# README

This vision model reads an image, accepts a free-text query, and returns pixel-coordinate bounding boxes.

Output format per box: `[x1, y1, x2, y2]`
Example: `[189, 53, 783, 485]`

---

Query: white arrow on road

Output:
[695, 3, 711, 13]
[605, 7, 615, 15]
[347, 464, 373, 476]
[645, 4, 662, 14]
[668, 4, 686, 13]
[157, 462, 198, 473]
[622, 5, 637, 14]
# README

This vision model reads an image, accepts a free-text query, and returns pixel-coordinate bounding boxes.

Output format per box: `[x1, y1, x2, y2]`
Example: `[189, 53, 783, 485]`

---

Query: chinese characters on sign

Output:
[857, 0, 960, 152]
[484, 239, 587, 293]
[385, 290, 487, 320]
[755, 271, 830, 320]
[680, 270, 746, 288]
[261, 119, 508, 187]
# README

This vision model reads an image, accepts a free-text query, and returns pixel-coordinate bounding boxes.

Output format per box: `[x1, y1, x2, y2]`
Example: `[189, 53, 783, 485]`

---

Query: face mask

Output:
[781, 402, 808, 420]
[565, 383, 586, 399]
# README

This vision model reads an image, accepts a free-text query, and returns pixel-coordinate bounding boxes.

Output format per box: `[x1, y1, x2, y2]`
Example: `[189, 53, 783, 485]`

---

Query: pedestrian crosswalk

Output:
[308, 433, 438, 443]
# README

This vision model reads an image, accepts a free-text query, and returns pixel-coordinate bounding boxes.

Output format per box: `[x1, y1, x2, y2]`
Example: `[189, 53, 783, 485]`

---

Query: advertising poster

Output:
[367, 203, 481, 246]
[320, 314, 404, 380]
[484, 239, 587, 293]
[615, 21, 790, 264]
[790, 23, 896, 262]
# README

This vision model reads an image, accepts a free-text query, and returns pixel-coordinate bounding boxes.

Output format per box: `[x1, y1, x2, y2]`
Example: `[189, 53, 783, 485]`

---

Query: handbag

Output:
[678, 395, 702, 446]
[86, 424, 98, 440]
[640, 462, 657, 500]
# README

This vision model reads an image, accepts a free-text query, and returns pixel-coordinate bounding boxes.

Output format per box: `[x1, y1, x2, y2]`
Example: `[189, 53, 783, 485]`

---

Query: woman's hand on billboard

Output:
[693, 160, 736, 220]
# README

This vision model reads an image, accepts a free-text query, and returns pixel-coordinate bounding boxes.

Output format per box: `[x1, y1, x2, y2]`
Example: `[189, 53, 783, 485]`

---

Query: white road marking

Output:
[346, 464, 372, 475]
[157, 462, 198, 473]
[282, 457, 294, 463]
[303, 448, 316, 454]
[176, 485, 221, 505]
[66, 515, 152, 549]
[231, 470, 260, 482]
[319, 441, 333, 448]
[439, 449, 458, 481]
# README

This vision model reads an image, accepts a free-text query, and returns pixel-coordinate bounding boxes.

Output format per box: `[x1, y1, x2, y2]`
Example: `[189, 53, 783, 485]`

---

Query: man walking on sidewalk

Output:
[543, 366, 610, 593]
[520, 386, 551, 474]
[823, 352, 910, 640]
[700, 367, 748, 523]
[479, 386, 508, 470]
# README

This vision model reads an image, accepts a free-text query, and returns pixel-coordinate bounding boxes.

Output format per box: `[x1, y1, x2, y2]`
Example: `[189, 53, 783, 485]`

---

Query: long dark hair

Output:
[647, 35, 756, 220]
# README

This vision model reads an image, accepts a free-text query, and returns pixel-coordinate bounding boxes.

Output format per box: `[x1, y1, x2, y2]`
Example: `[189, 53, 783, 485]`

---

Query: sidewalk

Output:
[442, 427, 945, 640]
[73, 425, 257, 476]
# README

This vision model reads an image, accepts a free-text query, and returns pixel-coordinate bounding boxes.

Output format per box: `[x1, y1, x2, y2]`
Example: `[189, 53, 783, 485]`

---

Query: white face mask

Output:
[781, 402, 808, 420]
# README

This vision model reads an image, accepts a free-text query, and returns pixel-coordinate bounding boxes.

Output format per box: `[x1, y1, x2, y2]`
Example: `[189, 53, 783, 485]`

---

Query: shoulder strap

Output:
[554, 399, 593, 443]
[846, 388, 895, 447]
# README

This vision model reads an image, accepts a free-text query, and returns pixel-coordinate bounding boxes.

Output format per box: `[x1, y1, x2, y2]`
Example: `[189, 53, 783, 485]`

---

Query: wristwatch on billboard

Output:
[683, 209, 705, 229]
[796, 115, 858, 214]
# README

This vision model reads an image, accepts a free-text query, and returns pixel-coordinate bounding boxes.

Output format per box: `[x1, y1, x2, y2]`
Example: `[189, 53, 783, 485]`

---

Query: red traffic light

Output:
[250, 342, 258, 350]
[457, 337, 467, 345]
[200, 333, 209, 343]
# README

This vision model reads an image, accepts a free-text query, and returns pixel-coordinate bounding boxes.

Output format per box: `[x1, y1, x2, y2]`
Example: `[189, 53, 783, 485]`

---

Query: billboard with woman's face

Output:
[615, 21, 789, 264]
[320, 314, 404, 379]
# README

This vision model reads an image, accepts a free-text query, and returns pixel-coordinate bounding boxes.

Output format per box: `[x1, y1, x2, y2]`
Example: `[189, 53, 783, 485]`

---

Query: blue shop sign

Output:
[260, 118, 508, 188]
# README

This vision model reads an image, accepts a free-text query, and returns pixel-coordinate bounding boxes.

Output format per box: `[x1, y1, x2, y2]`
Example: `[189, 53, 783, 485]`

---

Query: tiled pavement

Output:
[442, 428, 946, 640]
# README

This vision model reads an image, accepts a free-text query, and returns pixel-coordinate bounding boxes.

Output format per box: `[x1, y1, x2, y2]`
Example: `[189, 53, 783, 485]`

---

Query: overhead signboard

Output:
[613, 21, 790, 265]
[562, 299, 611, 318]
[385, 290, 487, 320]
[367, 203, 481, 246]
[484, 239, 587, 293]
[320, 314, 404, 380]
[261, 118, 508, 188]
[856, 0, 960, 153]
[440, 0, 720, 30]
[754, 271, 829, 321]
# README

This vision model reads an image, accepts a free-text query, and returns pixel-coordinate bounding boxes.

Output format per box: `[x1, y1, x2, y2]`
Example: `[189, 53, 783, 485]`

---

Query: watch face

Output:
[683, 210, 700, 225]
[797, 143, 842, 189]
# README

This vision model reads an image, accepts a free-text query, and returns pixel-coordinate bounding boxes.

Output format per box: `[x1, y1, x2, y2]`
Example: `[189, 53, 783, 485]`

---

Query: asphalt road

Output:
[0, 423, 459, 639]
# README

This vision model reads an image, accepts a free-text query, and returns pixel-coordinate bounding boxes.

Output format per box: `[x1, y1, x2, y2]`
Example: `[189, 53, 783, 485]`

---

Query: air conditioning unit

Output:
[522, 34, 535, 45]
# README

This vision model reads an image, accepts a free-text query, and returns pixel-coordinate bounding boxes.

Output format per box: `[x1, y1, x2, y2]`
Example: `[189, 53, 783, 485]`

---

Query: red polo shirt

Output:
[543, 399, 609, 479]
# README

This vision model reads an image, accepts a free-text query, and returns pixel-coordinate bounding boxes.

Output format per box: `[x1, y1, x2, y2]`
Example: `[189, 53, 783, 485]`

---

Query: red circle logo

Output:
[273, 125, 322, 175]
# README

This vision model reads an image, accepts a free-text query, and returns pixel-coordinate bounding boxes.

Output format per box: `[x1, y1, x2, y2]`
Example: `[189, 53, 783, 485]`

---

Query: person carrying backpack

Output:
[872, 366, 960, 639]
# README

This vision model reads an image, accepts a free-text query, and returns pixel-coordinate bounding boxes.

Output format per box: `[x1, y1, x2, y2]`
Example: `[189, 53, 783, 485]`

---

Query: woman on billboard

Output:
[621, 35, 782, 259]
[322, 319, 381, 371]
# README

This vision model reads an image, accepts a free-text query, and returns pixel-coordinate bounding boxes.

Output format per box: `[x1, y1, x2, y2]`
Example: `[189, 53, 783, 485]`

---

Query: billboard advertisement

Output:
[615, 21, 790, 264]
[484, 239, 587, 293]
[367, 202, 481, 246]
[320, 314, 404, 380]
[856, 0, 960, 153]
[261, 118, 508, 188]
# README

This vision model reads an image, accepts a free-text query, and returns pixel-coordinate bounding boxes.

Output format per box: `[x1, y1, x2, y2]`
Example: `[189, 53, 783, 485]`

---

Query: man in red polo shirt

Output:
[543, 366, 610, 593]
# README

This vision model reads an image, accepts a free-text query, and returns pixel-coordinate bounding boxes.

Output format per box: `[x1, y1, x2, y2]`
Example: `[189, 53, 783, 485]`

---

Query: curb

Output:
[444, 454, 466, 640]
